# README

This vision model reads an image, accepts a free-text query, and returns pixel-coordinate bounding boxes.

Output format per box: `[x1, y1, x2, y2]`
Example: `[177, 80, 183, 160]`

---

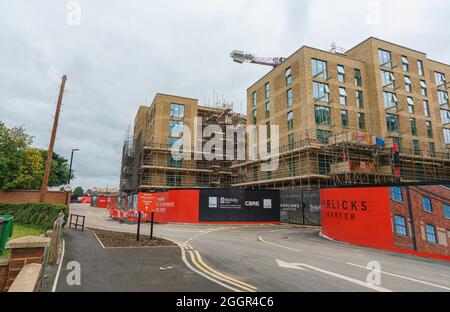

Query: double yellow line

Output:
[183, 243, 257, 292]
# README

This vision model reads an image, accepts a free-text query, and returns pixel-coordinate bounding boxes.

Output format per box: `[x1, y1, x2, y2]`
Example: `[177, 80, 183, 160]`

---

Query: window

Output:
[383, 92, 398, 110]
[313, 81, 330, 102]
[170, 103, 185, 118]
[429, 142, 436, 157]
[341, 110, 348, 127]
[169, 120, 184, 137]
[288, 134, 294, 150]
[435, 72, 446, 86]
[289, 158, 295, 176]
[422, 196, 432, 212]
[265, 102, 270, 118]
[354, 69, 362, 86]
[404, 76, 412, 93]
[167, 155, 182, 168]
[266, 122, 271, 139]
[423, 100, 430, 117]
[252, 91, 256, 108]
[438, 91, 449, 105]
[444, 204, 450, 219]
[356, 90, 364, 108]
[426, 121, 433, 138]
[285, 67, 292, 86]
[252, 110, 257, 124]
[445, 129, 450, 144]
[417, 60, 424, 76]
[337, 65, 345, 83]
[378, 49, 392, 68]
[287, 89, 293, 107]
[441, 109, 450, 125]
[315, 105, 331, 126]
[412, 140, 420, 155]
[312, 59, 327, 79]
[420, 80, 427, 96]
[386, 114, 399, 132]
[287, 111, 294, 131]
[381, 70, 395, 88]
[358, 113, 366, 130]
[265, 82, 270, 99]
[391, 187, 403, 202]
[410, 118, 417, 135]
[252, 165, 258, 181]
[407, 97, 414, 114]
[167, 172, 181, 187]
[402, 56, 409, 72]
[316, 130, 331, 145]
[394, 215, 408, 236]
[339, 87, 347, 105]
[425, 224, 437, 244]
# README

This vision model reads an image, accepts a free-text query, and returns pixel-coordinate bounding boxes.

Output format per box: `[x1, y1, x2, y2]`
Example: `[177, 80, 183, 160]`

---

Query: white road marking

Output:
[276, 259, 392, 292]
[276, 259, 306, 270]
[346, 262, 450, 291]
[270, 229, 290, 233]
[258, 236, 303, 253]
[52, 239, 65, 292]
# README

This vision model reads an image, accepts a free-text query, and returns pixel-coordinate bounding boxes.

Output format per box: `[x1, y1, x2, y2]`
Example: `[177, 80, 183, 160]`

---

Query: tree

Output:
[73, 186, 85, 197]
[0, 121, 73, 190]
[0, 122, 33, 189]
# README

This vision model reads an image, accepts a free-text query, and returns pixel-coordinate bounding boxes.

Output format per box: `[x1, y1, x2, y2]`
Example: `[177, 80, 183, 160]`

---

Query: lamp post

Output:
[66, 148, 80, 205]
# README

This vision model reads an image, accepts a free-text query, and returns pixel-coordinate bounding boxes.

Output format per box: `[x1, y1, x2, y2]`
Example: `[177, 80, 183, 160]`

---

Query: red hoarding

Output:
[321, 187, 394, 250]
[97, 196, 108, 209]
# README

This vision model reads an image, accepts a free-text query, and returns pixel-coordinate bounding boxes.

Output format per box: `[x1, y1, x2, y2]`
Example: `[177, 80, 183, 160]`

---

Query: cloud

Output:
[0, 0, 448, 190]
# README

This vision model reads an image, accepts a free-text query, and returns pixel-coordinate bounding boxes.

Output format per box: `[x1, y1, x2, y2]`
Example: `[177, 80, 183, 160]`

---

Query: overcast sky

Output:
[0, 0, 449, 190]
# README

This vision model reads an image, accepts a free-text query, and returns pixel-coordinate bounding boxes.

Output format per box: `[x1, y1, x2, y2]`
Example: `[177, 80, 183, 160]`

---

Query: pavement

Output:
[55, 227, 227, 292]
[64, 204, 450, 292]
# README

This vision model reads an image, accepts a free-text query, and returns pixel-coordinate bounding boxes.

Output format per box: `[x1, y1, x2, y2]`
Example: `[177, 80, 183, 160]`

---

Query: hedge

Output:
[0, 202, 69, 230]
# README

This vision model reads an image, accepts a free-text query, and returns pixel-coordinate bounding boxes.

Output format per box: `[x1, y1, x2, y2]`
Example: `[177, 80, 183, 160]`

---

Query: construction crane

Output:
[230, 50, 286, 68]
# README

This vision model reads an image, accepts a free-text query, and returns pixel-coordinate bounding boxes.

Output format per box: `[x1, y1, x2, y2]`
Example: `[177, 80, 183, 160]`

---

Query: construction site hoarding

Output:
[280, 190, 320, 225]
[110, 189, 280, 224]
[321, 184, 450, 262]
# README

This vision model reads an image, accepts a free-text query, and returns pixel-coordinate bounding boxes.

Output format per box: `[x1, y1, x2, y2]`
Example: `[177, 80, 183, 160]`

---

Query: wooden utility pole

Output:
[40, 75, 67, 202]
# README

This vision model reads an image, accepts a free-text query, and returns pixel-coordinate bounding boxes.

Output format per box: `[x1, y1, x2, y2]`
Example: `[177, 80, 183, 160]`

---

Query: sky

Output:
[0, 0, 449, 190]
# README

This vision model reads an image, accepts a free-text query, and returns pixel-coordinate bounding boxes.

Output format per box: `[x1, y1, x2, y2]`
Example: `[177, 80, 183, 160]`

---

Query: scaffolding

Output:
[231, 128, 450, 190]
[120, 103, 246, 193]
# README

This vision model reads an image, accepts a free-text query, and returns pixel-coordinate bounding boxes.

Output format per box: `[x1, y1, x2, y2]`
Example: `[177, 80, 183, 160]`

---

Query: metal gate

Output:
[280, 189, 321, 225]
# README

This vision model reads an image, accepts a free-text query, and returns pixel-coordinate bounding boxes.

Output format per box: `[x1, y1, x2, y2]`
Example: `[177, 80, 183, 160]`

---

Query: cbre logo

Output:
[245, 201, 260, 207]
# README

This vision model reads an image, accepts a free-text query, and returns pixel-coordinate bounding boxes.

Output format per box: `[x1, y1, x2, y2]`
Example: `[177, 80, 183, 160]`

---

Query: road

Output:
[68, 204, 450, 292]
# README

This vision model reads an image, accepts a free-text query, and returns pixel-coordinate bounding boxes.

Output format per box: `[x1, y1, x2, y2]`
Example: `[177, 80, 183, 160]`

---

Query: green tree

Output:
[0, 121, 73, 190]
[0, 122, 33, 189]
[73, 186, 85, 197]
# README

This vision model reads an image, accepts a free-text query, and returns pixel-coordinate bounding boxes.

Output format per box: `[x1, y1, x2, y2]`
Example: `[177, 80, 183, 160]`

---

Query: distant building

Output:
[120, 93, 246, 193]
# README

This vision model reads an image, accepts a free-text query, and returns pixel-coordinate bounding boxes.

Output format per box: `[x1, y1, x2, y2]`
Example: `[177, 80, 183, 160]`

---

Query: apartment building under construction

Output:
[120, 93, 246, 193]
[232, 37, 450, 189]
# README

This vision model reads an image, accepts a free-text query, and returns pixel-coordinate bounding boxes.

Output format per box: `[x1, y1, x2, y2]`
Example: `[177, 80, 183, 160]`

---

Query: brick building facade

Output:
[390, 185, 450, 256]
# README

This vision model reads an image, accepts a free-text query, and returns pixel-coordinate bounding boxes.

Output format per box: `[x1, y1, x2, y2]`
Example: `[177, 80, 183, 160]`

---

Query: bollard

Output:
[136, 212, 141, 241]
[150, 212, 154, 240]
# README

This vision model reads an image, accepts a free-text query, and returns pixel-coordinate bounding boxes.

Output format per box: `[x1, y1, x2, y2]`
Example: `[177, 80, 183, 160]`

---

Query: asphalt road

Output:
[68, 204, 450, 292]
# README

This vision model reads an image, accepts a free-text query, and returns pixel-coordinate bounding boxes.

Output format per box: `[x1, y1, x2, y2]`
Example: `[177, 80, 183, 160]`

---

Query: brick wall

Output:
[391, 185, 450, 257]
[0, 190, 67, 205]
[0, 261, 8, 292]
[5, 247, 46, 290]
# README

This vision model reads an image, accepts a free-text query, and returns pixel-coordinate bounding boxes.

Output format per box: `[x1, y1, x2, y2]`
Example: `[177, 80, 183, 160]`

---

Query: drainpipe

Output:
[405, 186, 417, 251]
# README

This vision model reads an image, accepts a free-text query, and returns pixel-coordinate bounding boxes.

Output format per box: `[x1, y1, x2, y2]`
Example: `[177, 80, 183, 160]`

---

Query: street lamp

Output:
[68, 148, 80, 185]
[66, 148, 80, 205]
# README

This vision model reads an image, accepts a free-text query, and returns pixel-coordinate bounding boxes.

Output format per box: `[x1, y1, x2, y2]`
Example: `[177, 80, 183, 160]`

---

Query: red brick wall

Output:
[5, 247, 46, 291]
[391, 185, 450, 257]
[0, 190, 67, 205]
[0, 262, 8, 292]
